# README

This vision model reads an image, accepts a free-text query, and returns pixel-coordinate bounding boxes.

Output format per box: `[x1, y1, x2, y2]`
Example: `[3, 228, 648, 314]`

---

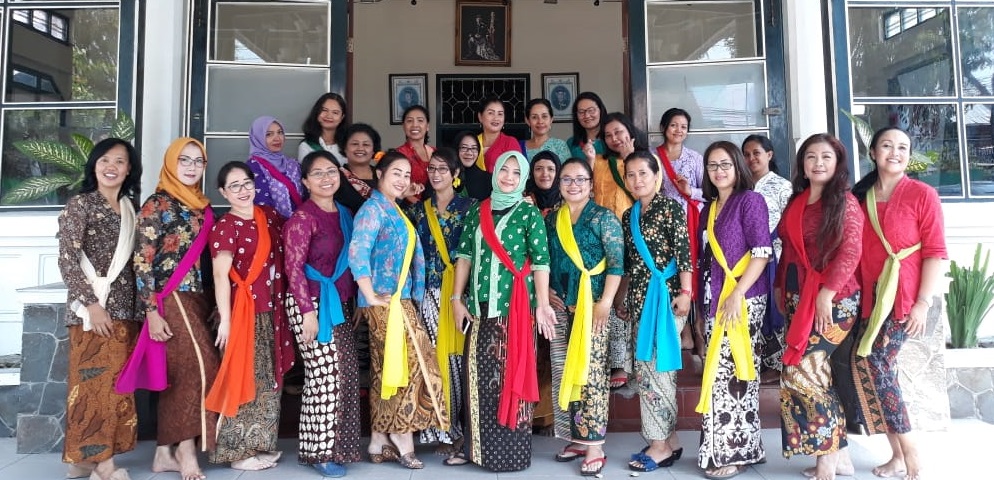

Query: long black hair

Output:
[79, 138, 141, 207]
[701, 141, 754, 201]
[600, 112, 648, 158]
[302, 93, 348, 147]
[852, 126, 912, 202]
[570, 91, 607, 145]
[793, 133, 851, 268]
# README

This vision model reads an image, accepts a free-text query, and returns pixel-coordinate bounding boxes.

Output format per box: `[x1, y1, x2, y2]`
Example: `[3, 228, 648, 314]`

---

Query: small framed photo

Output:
[542, 72, 579, 122]
[389, 73, 428, 125]
[455, 0, 511, 67]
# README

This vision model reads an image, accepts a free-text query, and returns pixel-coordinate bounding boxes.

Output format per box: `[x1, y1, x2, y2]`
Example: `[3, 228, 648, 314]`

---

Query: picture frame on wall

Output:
[455, 0, 511, 67]
[389, 73, 428, 125]
[542, 72, 579, 122]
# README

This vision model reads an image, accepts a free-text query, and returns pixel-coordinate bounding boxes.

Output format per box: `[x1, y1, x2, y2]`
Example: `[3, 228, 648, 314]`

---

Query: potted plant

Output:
[946, 243, 994, 349]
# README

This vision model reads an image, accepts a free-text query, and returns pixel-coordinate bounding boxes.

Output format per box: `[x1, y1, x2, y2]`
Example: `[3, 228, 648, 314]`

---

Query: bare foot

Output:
[256, 451, 282, 463]
[902, 451, 921, 480]
[803, 466, 855, 478]
[67, 462, 95, 479]
[434, 443, 457, 456]
[152, 446, 180, 473]
[231, 456, 275, 471]
[175, 441, 206, 480]
[872, 458, 907, 478]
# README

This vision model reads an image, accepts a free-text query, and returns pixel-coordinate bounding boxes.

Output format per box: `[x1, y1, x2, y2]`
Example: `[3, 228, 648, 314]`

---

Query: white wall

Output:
[352, 0, 625, 149]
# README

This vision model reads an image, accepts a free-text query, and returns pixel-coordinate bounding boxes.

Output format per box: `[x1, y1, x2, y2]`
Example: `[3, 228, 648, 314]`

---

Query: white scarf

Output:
[73, 197, 136, 330]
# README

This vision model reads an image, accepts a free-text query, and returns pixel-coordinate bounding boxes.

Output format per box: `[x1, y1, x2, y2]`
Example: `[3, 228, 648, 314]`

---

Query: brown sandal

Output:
[397, 452, 424, 469]
[368, 444, 399, 463]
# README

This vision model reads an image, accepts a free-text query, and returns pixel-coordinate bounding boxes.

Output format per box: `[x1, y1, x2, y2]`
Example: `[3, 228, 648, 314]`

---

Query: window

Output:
[847, 1, 994, 199]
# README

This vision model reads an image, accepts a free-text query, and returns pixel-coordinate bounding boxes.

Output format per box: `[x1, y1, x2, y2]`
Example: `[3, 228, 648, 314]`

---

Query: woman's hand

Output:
[675, 175, 692, 196]
[452, 298, 473, 334]
[549, 289, 566, 312]
[905, 301, 928, 338]
[620, 137, 636, 159]
[215, 318, 230, 350]
[718, 289, 744, 328]
[814, 288, 834, 334]
[774, 287, 785, 316]
[593, 299, 611, 335]
[86, 303, 113, 338]
[536, 304, 558, 340]
[301, 311, 319, 344]
[583, 141, 596, 164]
[672, 292, 691, 317]
[365, 292, 390, 307]
[146, 309, 173, 342]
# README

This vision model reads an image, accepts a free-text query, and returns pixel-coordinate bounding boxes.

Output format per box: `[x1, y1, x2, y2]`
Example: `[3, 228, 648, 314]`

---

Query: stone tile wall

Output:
[898, 296, 951, 431]
[947, 367, 994, 423]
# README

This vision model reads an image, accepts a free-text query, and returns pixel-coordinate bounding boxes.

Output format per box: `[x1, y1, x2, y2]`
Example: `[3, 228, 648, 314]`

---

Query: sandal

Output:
[443, 454, 470, 466]
[609, 370, 628, 389]
[397, 451, 424, 469]
[704, 465, 746, 479]
[555, 444, 587, 462]
[580, 456, 606, 477]
[368, 444, 399, 463]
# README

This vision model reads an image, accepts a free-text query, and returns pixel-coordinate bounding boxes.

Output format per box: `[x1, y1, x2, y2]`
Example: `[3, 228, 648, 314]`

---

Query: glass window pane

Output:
[646, 1, 757, 63]
[1, 108, 117, 207]
[854, 104, 961, 197]
[6, 8, 119, 102]
[647, 62, 768, 131]
[959, 7, 994, 98]
[51, 15, 67, 41]
[32, 10, 48, 32]
[965, 104, 994, 197]
[212, 3, 329, 65]
[13, 10, 29, 24]
[202, 136, 301, 205]
[848, 7, 953, 97]
[206, 65, 328, 134]
[884, 13, 901, 39]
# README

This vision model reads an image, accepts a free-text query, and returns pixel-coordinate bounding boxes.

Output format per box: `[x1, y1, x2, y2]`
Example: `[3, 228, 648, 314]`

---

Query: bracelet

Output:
[450, 295, 462, 301]
[680, 289, 692, 297]
[916, 296, 932, 308]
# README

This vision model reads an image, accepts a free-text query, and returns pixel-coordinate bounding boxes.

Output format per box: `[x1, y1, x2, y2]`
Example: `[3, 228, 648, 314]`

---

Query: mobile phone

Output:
[461, 319, 472, 334]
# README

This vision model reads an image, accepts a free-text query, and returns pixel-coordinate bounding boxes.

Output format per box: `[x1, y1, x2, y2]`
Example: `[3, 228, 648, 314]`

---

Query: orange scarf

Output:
[157, 137, 211, 210]
[206, 206, 272, 417]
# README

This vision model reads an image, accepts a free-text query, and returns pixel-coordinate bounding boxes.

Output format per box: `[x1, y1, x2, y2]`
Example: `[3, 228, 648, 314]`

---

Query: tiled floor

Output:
[1, 419, 989, 479]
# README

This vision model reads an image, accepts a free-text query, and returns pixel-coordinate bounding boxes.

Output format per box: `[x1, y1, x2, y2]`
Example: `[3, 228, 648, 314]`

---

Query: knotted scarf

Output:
[380, 203, 417, 399]
[425, 198, 464, 414]
[206, 206, 272, 417]
[556, 205, 607, 410]
[695, 201, 756, 414]
[857, 187, 921, 357]
[75, 197, 135, 331]
[656, 145, 701, 298]
[479, 199, 538, 428]
[780, 190, 823, 366]
[630, 200, 682, 372]
[304, 203, 353, 344]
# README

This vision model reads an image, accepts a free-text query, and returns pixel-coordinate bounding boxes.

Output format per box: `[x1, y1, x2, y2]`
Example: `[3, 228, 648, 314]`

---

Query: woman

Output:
[207, 161, 293, 471]
[566, 91, 608, 159]
[247, 116, 303, 219]
[848, 127, 946, 480]
[283, 151, 363, 477]
[134, 138, 221, 480]
[476, 96, 522, 172]
[545, 158, 624, 476]
[298, 92, 348, 166]
[449, 151, 556, 472]
[407, 147, 477, 454]
[395, 105, 433, 201]
[525, 150, 562, 215]
[335, 123, 380, 213]
[453, 130, 491, 201]
[523, 98, 570, 162]
[695, 141, 771, 478]
[743, 134, 793, 375]
[59, 139, 142, 480]
[777, 134, 863, 480]
[348, 151, 448, 470]
[622, 151, 693, 473]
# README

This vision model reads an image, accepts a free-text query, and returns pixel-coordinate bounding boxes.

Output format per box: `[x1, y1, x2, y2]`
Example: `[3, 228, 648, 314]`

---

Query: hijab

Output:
[490, 151, 529, 211]
[249, 115, 292, 170]
[525, 151, 561, 210]
[156, 137, 210, 210]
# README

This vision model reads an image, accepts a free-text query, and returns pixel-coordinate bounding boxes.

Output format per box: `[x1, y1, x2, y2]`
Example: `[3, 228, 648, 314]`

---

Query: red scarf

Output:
[780, 189, 822, 366]
[479, 199, 538, 428]
[656, 146, 701, 298]
[253, 155, 303, 208]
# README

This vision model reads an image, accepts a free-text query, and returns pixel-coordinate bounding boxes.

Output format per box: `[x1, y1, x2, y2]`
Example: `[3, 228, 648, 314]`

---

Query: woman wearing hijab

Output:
[59, 139, 142, 480]
[449, 151, 556, 472]
[453, 130, 492, 201]
[524, 150, 562, 215]
[247, 115, 303, 218]
[134, 138, 221, 480]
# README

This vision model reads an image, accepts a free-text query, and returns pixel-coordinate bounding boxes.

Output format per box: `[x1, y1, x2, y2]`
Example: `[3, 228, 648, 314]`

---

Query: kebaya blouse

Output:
[546, 201, 625, 306]
[283, 199, 357, 315]
[348, 190, 425, 307]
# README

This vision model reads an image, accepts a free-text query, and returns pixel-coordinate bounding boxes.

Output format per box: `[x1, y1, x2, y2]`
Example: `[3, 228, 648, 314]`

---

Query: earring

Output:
[453, 177, 462, 188]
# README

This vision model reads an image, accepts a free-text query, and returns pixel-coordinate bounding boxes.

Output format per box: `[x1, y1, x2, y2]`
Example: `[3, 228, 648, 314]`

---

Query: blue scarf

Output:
[631, 200, 682, 372]
[304, 203, 354, 343]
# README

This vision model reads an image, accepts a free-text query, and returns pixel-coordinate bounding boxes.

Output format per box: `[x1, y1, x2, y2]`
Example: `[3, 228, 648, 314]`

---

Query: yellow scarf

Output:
[555, 205, 607, 410]
[695, 202, 756, 414]
[381, 204, 417, 399]
[424, 199, 464, 413]
[857, 187, 921, 357]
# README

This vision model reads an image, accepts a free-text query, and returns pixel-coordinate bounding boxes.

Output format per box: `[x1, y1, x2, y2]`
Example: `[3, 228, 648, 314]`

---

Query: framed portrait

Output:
[455, 0, 511, 67]
[542, 72, 579, 122]
[389, 73, 428, 125]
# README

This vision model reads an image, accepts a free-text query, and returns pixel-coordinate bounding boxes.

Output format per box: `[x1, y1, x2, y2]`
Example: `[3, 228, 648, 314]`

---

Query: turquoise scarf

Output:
[303, 203, 353, 343]
[631, 199, 682, 372]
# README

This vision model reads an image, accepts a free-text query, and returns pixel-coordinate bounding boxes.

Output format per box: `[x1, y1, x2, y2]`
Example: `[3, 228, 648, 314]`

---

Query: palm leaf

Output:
[13, 141, 87, 174]
[840, 109, 874, 149]
[0, 174, 74, 205]
[108, 112, 136, 141]
[71, 133, 94, 158]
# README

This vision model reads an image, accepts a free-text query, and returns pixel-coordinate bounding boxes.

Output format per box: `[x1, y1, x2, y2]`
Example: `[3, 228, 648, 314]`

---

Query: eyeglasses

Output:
[561, 177, 590, 186]
[458, 146, 480, 153]
[705, 162, 734, 172]
[307, 169, 338, 179]
[426, 166, 450, 174]
[577, 107, 598, 118]
[178, 155, 206, 167]
[224, 180, 255, 193]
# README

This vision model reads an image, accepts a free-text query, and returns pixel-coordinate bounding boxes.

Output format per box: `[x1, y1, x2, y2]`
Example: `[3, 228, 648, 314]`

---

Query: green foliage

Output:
[0, 111, 135, 205]
[841, 109, 933, 173]
[946, 244, 994, 349]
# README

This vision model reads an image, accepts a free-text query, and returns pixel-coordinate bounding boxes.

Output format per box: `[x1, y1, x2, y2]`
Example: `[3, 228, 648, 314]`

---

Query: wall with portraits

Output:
[352, 0, 624, 150]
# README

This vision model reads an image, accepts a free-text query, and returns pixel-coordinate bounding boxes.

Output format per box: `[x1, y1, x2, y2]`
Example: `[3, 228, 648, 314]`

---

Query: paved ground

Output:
[0, 419, 989, 479]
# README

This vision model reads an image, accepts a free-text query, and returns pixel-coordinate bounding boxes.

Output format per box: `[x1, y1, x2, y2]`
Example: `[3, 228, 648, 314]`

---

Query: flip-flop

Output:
[312, 462, 347, 478]
[704, 465, 746, 479]
[556, 445, 587, 462]
[580, 456, 607, 477]
[443, 454, 470, 466]
[609, 371, 628, 389]
[629, 453, 660, 472]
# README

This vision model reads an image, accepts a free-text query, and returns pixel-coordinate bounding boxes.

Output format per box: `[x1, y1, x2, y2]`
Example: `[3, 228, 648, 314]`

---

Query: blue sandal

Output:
[313, 462, 347, 478]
